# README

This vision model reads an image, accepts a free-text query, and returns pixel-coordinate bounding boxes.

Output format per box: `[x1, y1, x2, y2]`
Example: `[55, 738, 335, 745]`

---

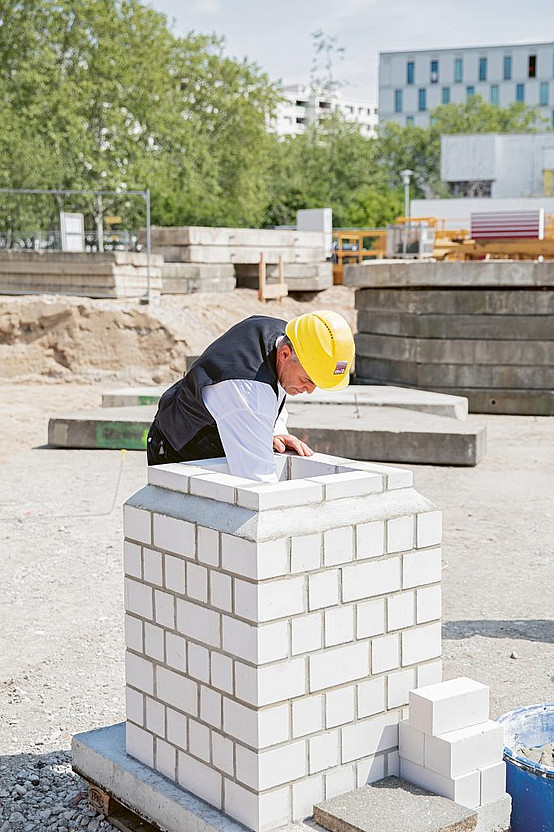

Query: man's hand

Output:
[273, 434, 314, 457]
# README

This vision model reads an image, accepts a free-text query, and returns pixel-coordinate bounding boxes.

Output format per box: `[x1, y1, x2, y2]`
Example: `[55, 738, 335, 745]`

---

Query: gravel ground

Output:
[1, 382, 553, 828]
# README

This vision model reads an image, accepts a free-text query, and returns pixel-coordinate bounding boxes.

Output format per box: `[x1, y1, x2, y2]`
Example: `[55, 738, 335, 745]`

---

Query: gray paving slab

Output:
[100, 385, 468, 421]
[287, 404, 485, 466]
[49, 403, 485, 465]
[313, 777, 478, 832]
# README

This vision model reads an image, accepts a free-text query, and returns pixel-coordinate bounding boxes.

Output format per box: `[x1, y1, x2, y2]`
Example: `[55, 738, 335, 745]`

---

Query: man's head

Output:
[281, 310, 355, 392]
[276, 336, 316, 396]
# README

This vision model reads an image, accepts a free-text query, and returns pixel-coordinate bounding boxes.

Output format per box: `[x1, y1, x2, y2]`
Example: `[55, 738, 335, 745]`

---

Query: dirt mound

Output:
[0, 287, 356, 384]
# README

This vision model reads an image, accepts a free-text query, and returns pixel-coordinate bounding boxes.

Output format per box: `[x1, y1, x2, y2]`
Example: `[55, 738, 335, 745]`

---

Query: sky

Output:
[148, 0, 553, 103]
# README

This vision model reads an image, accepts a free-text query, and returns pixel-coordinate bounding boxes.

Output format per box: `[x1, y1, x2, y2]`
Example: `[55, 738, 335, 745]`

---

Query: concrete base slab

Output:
[314, 777, 478, 832]
[72, 723, 259, 832]
[100, 385, 468, 421]
[475, 795, 511, 832]
[286, 404, 486, 466]
[50, 403, 486, 465]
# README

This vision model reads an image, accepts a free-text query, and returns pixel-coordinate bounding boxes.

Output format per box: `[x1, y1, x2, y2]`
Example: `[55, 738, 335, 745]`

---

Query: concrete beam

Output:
[344, 260, 554, 289]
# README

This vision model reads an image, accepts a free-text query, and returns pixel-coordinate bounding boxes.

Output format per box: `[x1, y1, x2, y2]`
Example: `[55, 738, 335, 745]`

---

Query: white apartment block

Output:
[271, 84, 379, 138]
[379, 41, 554, 128]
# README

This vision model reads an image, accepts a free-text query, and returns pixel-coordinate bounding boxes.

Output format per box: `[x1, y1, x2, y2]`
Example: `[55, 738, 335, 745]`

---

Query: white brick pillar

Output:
[122, 452, 442, 832]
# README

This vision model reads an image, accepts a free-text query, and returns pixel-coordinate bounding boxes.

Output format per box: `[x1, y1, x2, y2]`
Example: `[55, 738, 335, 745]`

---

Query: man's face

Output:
[277, 344, 316, 395]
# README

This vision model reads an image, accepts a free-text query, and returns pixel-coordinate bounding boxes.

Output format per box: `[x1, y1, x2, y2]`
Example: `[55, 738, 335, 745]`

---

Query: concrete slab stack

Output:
[145, 226, 333, 293]
[399, 678, 507, 812]
[115, 451, 443, 831]
[345, 260, 554, 415]
[0, 251, 163, 298]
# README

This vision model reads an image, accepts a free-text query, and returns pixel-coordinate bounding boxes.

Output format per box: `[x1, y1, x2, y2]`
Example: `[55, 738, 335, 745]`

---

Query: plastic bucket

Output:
[497, 703, 554, 832]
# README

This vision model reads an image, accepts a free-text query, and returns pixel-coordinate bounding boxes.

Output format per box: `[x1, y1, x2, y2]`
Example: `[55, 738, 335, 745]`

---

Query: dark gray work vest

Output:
[155, 315, 287, 453]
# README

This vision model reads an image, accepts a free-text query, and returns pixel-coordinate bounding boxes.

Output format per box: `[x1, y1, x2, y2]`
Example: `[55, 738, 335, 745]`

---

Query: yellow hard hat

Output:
[285, 310, 355, 390]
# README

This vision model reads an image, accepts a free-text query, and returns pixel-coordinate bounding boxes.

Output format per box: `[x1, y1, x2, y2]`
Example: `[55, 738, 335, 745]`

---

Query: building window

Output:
[503, 55, 512, 80]
[442, 86, 451, 104]
[528, 54, 537, 78]
[540, 81, 549, 106]
[479, 57, 487, 81]
[430, 59, 439, 83]
[394, 90, 403, 113]
[406, 115, 414, 126]
[466, 85, 475, 97]
[418, 88, 427, 111]
[516, 83, 525, 102]
[295, 99, 308, 107]
[407, 61, 415, 85]
[449, 180, 492, 197]
[490, 84, 499, 106]
[454, 58, 463, 83]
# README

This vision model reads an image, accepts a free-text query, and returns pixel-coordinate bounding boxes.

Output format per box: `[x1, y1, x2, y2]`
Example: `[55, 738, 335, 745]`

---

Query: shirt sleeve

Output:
[202, 379, 280, 483]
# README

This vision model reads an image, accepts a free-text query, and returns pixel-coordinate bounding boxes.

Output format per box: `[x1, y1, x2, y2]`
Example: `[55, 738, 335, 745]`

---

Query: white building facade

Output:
[271, 84, 378, 138]
[379, 41, 554, 128]
[441, 132, 554, 198]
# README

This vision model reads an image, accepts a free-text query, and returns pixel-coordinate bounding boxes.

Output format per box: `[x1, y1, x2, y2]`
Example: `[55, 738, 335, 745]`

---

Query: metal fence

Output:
[0, 230, 142, 252]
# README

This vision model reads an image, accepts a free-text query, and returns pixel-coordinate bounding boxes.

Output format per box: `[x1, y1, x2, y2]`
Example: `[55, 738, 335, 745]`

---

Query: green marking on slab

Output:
[95, 422, 148, 450]
[138, 395, 160, 405]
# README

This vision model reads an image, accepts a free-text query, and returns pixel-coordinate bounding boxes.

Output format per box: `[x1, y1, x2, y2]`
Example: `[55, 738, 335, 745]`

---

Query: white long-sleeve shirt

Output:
[202, 378, 288, 482]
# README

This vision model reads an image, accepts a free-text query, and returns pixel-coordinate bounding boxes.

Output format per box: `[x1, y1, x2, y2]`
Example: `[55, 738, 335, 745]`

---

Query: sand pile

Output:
[0, 287, 356, 384]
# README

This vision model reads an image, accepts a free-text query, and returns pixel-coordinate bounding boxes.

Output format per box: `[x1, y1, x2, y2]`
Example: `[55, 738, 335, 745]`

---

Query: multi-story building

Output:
[271, 84, 378, 137]
[379, 41, 554, 128]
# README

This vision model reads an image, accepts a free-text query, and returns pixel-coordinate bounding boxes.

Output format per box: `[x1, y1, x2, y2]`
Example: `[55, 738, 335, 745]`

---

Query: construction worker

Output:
[146, 310, 355, 482]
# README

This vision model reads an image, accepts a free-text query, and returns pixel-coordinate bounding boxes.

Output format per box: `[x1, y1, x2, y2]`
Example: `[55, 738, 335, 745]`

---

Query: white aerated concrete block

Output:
[293, 695, 324, 738]
[342, 712, 399, 762]
[123, 541, 142, 578]
[212, 733, 234, 775]
[235, 657, 306, 707]
[209, 570, 232, 612]
[324, 606, 354, 647]
[387, 515, 414, 553]
[153, 514, 195, 557]
[178, 751, 222, 809]
[211, 652, 233, 694]
[124, 506, 151, 545]
[325, 765, 356, 799]
[402, 621, 441, 667]
[156, 738, 176, 781]
[417, 659, 443, 688]
[399, 720, 425, 765]
[224, 780, 290, 832]
[126, 687, 144, 726]
[126, 722, 153, 767]
[165, 555, 186, 594]
[154, 589, 175, 629]
[166, 633, 186, 672]
[156, 667, 197, 716]
[357, 678, 385, 719]
[143, 548, 163, 586]
[388, 668, 415, 708]
[326, 687, 355, 728]
[309, 642, 369, 692]
[356, 598, 385, 638]
[291, 533, 321, 573]
[125, 615, 143, 653]
[480, 760, 506, 806]
[387, 592, 415, 631]
[221, 536, 288, 580]
[200, 686, 222, 729]
[317, 471, 382, 501]
[166, 708, 187, 749]
[403, 548, 442, 589]
[309, 731, 339, 773]
[197, 526, 219, 567]
[176, 599, 220, 647]
[234, 576, 305, 622]
[417, 585, 442, 623]
[371, 633, 399, 674]
[417, 510, 442, 548]
[146, 697, 165, 737]
[308, 569, 339, 610]
[189, 719, 210, 762]
[357, 754, 386, 787]
[236, 480, 323, 511]
[356, 521, 384, 559]
[342, 558, 401, 602]
[125, 652, 154, 695]
[292, 775, 324, 821]
[425, 720, 504, 778]
[400, 758, 481, 809]
[125, 579, 153, 620]
[323, 526, 354, 566]
[292, 612, 323, 655]
[188, 643, 210, 682]
[409, 677, 490, 736]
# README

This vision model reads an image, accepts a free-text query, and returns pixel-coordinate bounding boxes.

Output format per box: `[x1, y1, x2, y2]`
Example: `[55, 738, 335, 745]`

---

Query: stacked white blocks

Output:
[399, 677, 506, 810]
[123, 451, 443, 832]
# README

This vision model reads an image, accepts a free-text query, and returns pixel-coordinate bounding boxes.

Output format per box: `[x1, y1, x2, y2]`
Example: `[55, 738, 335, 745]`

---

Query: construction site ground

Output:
[0, 288, 553, 828]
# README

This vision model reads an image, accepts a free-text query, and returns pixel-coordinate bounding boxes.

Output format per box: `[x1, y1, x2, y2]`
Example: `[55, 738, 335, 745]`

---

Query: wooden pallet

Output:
[86, 781, 160, 832]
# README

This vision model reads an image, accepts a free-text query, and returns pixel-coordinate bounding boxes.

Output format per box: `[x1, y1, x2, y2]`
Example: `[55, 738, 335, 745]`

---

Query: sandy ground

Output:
[0, 379, 553, 767]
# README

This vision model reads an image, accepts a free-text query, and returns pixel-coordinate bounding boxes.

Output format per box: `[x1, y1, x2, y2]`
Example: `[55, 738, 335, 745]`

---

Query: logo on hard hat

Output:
[333, 361, 348, 375]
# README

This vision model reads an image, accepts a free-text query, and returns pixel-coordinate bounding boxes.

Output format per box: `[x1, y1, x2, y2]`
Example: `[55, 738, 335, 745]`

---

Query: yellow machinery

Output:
[332, 214, 554, 282]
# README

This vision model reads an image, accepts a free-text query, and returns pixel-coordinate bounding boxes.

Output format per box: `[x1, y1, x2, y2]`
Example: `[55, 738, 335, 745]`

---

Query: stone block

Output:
[424, 721, 505, 778]
[409, 678, 489, 736]
[400, 759, 481, 809]
[402, 622, 442, 667]
[479, 761, 506, 806]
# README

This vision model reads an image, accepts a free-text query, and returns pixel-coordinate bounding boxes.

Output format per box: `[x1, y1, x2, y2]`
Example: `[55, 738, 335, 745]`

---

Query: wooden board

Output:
[87, 783, 160, 832]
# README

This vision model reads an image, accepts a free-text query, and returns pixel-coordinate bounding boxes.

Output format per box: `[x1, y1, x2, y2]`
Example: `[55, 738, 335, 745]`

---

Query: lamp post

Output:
[400, 169, 413, 259]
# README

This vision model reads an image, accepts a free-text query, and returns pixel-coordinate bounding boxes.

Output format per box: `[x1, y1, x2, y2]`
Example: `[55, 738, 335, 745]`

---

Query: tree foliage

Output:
[0, 4, 549, 233]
